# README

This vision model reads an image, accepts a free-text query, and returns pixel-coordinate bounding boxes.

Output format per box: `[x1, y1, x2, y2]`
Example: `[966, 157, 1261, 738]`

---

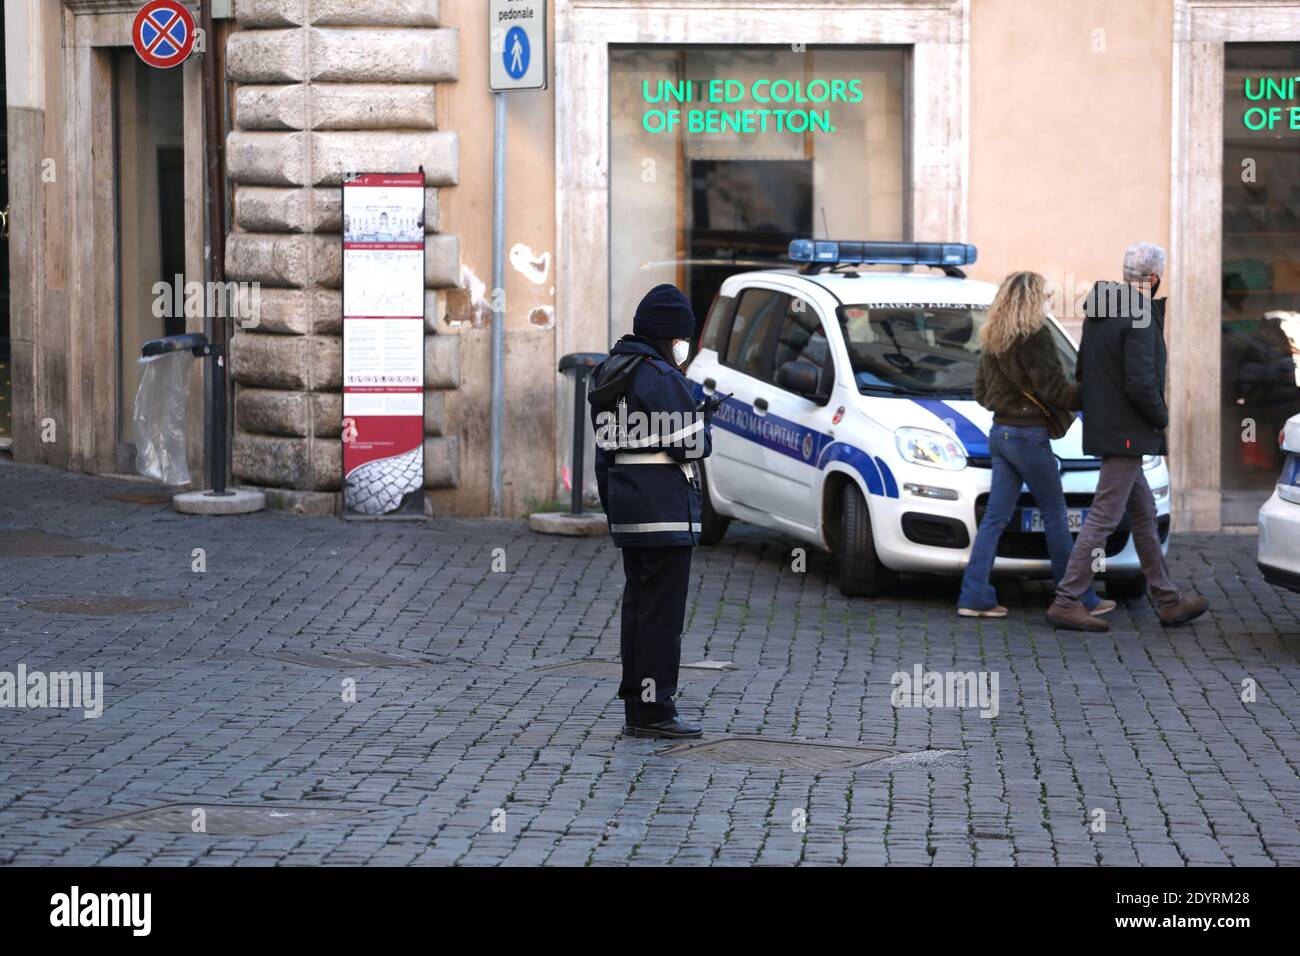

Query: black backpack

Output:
[587, 353, 647, 413]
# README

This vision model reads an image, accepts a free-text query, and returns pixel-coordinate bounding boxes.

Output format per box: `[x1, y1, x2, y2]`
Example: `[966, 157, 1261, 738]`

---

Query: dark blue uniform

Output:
[588, 336, 713, 726]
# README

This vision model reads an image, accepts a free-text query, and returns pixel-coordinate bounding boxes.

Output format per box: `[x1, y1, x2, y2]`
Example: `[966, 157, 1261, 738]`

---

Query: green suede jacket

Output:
[973, 324, 1081, 428]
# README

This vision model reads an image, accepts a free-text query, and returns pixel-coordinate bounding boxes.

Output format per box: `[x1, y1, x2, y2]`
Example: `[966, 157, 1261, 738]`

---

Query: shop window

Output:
[1222, 43, 1300, 521]
[609, 45, 905, 342]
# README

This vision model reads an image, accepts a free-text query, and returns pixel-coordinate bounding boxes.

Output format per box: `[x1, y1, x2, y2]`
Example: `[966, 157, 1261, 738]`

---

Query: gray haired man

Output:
[1047, 242, 1209, 632]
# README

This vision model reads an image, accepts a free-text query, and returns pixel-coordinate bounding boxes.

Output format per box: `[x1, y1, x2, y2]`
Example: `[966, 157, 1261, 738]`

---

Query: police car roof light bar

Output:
[789, 240, 978, 278]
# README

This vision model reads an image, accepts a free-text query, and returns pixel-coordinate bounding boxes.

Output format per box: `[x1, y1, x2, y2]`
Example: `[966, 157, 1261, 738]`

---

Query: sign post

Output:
[341, 173, 427, 516]
[487, 1, 547, 517]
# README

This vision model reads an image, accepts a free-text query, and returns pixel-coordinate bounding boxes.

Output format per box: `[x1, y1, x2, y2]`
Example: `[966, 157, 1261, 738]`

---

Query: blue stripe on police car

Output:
[692, 383, 900, 498]
[908, 398, 990, 457]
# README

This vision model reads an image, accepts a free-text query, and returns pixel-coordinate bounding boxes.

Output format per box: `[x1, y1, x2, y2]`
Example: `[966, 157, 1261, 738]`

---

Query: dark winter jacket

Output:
[974, 324, 1081, 428]
[588, 336, 713, 547]
[1075, 281, 1169, 457]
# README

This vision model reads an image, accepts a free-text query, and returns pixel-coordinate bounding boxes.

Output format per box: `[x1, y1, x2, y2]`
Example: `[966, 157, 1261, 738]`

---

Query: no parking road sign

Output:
[133, 0, 197, 69]
[489, 0, 547, 92]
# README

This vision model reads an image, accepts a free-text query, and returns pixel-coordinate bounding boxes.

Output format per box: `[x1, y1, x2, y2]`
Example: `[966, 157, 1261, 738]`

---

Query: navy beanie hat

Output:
[633, 284, 696, 340]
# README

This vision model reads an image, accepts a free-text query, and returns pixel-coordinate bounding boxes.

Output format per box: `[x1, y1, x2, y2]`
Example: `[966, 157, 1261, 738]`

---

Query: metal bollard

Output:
[558, 352, 607, 516]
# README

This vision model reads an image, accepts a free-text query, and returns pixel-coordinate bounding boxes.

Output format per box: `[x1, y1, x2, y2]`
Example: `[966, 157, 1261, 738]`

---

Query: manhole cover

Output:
[0, 530, 125, 557]
[72, 803, 364, 835]
[24, 595, 189, 615]
[658, 736, 895, 770]
[260, 649, 429, 668]
[105, 493, 171, 505]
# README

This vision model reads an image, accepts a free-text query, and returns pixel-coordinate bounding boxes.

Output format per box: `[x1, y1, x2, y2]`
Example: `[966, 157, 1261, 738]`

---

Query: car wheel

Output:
[1105, 573, 1147, 600]
[698, 462, 730, 546]
[839, 482, 893, 597]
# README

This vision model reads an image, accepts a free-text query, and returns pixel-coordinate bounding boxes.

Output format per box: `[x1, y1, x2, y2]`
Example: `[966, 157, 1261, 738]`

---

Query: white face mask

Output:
[672, 340, 691, 366]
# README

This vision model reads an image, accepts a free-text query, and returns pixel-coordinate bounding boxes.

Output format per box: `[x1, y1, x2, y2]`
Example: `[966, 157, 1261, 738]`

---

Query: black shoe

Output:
[624, 716, 703, 739]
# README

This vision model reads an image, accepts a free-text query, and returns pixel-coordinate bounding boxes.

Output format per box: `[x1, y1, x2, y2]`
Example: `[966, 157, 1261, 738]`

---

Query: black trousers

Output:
[619, 545, 693, 724]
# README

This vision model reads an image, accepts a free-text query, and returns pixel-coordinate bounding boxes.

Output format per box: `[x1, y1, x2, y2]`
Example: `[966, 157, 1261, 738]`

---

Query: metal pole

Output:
[490, 91, 507, 517]
[200, 0, 230, 496]
[570, 368, 586, 515]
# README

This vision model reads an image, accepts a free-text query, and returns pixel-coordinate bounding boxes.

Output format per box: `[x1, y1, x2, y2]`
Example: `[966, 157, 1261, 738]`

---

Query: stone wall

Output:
[225, 0, 461, 514]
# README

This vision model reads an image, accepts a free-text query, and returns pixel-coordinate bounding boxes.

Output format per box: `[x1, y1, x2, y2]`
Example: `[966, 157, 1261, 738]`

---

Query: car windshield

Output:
[836, 302, 1077, 397]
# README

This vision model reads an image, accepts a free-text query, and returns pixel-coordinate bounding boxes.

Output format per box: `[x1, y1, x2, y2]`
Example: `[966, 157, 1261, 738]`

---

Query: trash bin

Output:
[139, 333, 224, 494]
[558, 352, 607, 515]
[132, 350, 191, 486]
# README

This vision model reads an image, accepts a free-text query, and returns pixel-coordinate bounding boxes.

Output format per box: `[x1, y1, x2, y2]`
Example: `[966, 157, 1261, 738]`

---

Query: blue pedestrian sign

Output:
[504, 27, 529, 80]
[489, 0, 547, 92]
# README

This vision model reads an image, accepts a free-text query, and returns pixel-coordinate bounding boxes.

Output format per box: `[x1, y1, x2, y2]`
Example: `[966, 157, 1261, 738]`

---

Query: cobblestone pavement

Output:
[0, 457, 1297, 867]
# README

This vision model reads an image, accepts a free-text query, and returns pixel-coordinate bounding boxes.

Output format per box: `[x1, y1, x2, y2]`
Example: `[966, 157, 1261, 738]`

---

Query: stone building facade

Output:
[5, 0, 559, 518]
[223, 0, 462, 515]
[10, 0, 1300, 529]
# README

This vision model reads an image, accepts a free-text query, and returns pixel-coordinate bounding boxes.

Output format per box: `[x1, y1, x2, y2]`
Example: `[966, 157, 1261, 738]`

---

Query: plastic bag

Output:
[132, 352, 191, 486]
[559, 372, 600, 509]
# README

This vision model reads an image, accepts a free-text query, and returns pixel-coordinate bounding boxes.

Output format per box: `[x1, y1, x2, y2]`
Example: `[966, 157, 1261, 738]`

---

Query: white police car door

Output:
[703, 286, 789, 512]
[755, 294, 836, 530]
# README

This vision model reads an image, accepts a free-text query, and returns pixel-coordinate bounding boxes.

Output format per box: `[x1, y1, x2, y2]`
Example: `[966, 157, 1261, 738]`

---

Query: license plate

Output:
[1021, 507, 1088, 533]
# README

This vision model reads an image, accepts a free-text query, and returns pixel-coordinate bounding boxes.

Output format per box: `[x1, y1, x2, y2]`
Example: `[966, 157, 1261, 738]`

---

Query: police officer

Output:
[588, 284, 723, 739]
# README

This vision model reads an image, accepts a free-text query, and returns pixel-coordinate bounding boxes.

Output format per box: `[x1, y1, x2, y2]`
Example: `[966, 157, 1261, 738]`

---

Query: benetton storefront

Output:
[556, 0, 969, 515]
[560, 0, 1300, 531]
[1172, 0, 1300, 528]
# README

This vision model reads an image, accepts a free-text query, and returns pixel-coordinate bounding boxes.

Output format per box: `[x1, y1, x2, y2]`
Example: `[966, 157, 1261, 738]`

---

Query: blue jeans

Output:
[958, 424, 1100, 611]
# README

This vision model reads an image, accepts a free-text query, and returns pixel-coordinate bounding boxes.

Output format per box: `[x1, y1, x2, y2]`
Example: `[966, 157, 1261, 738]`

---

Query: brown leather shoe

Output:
[1158, 595, 1208, 627]
[1047, 602, 1110, 632]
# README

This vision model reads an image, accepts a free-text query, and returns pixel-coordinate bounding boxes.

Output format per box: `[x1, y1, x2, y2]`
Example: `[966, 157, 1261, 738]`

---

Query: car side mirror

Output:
[776, 360, 821, 399]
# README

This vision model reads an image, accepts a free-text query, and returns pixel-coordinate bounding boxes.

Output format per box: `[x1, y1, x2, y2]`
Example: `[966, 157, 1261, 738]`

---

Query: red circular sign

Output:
[132, 0, 197, 69]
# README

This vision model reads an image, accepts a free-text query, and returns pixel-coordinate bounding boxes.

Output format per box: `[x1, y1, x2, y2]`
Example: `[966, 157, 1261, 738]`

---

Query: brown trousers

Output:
[1053, 456, 1180, 610]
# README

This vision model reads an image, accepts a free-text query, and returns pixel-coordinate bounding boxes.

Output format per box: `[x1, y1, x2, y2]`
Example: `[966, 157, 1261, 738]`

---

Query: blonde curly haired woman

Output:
[957, 272, 1113, 619]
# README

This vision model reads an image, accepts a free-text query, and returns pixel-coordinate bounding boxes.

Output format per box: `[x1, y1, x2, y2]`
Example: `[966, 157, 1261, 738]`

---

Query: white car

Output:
[686, 240, 1172, 598]
[1258, 413, 1300, 593]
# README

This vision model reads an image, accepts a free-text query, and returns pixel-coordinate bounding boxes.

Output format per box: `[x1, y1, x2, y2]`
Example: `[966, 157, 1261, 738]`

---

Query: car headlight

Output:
[1142, 455, 1162, 470]
[895, 427, 967, 471]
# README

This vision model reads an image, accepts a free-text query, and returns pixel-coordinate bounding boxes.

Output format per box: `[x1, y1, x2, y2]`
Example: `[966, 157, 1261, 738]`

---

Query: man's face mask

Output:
[672, 339, 691, 366]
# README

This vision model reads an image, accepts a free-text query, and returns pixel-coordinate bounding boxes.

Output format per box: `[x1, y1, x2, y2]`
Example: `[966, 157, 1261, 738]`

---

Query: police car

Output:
[1258, 412, 1300, 593]
[686, 240, 1172, 598]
